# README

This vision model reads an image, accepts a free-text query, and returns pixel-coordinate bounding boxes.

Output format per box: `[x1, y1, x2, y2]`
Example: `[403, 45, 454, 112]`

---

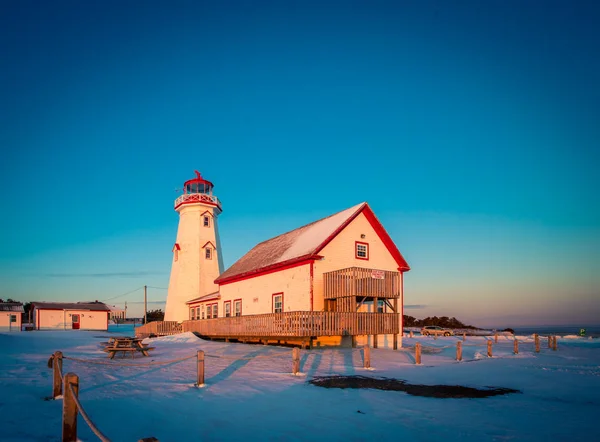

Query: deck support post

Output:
[393, 333, 398, 350]
[373, 335, 378, 348]
[351, 336, 357, 348]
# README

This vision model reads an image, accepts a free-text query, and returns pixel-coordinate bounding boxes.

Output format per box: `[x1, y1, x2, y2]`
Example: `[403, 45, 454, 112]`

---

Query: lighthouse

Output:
[164, 171, 224, 322]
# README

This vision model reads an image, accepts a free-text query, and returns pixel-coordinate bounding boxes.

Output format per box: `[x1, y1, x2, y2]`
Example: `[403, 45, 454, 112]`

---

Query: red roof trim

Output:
[174, 200, 219, 211]
[216, 255, 320, 285]
[200, 210, 214, 218]
[172, 243, 181, 251]
[201, 241, 216, 249]
[361, 206, 410, 271]
[313, 203, 367, 255]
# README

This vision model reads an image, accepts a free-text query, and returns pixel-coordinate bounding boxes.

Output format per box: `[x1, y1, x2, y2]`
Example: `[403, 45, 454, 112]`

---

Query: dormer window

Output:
[205, 248, 212, 259]
[203, 216, 210, 227]
[172, 243, 181, 262]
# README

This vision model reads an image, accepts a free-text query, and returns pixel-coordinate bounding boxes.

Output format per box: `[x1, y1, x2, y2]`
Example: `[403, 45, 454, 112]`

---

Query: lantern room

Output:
[174, 170, 222, 212]
[184, 171, 214, 195]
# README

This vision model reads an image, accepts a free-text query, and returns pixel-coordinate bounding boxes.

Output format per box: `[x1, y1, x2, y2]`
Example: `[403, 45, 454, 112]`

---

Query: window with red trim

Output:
[234, 299, 242, 316]
[212, 304, 218, 318]
[355, 241, 369, 260]
[224, 301, 231, 317]
[272, 293, 283, 313]
[206, 304, 212, 319]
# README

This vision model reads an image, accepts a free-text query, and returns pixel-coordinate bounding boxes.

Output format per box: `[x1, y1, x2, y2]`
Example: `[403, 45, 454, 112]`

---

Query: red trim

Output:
[172, 243, 181, 251]
[214, 202, 410, 286]
[313, 203, 366, 255]
[401, 272, 404, 336]
[361, 206, 410, 271]
[201, 241, 216, 249]
[200, 210, 214, 218]
[216, 256, 319, 285]
[355, 241, 369, 260]
[272, 293, 284, 313]
[224, 300, 231, 317]
[183, 170, 214, 189]
[233, 298, 242, 316]
[175, 199, 219, 211]
[309, 261, 314, 312]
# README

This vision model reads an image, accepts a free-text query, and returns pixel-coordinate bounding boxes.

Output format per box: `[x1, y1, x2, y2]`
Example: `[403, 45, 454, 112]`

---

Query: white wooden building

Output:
[32, 301, 111, 331]
[0, 302, 23, 332]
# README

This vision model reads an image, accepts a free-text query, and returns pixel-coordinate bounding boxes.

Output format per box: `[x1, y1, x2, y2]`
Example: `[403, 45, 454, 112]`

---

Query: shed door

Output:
[72, 314, 80, 329]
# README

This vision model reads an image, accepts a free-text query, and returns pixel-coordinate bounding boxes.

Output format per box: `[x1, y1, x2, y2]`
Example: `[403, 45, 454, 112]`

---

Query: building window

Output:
[196, 307, 200, 319]
[201, 305, 205, 319]
[355, 241, 369, 260]
[224, 301, 231, 317]
[10, 314, 16, 323]
[273, 293, 283, 313]
[203, 216, 210, 227]
[190, 308, 196, 320]
[206, 305, 212, 319]
[234, 300, 242, 316]
[212, 304, 218, 318]
[377, 300, 384, 313]
[205, 248, 212, 259]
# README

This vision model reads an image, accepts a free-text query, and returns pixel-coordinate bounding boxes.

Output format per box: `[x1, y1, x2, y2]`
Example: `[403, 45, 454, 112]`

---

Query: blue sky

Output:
[1, 1, 598, 326]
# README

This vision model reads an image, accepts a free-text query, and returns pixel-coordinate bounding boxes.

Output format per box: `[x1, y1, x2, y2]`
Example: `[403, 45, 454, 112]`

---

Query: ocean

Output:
[513, 325, 600, 338]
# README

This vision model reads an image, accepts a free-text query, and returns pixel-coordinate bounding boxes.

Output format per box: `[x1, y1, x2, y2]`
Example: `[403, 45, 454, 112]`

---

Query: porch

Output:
[324, 267, 401, 313]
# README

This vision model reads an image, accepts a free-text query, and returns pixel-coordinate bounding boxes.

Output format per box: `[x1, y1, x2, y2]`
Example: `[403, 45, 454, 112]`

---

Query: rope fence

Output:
[47, 332, 561, 441]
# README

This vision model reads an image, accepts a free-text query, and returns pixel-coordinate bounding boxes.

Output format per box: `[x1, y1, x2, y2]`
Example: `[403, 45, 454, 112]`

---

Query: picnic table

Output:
[104, 337, 155, 359]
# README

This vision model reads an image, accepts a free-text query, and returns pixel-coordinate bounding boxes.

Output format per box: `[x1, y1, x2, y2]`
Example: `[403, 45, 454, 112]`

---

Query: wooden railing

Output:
[135, 321, 182, 338]
[174, 193, 221, 210]
[182, 311, 399, 337]
[324, 267, 401, 299]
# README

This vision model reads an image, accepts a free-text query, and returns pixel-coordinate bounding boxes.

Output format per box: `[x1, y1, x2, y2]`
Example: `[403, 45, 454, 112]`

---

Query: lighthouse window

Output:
[203, 216, 210, 227]
[355, 242, 369, 260]
[205, 248, 212, 259]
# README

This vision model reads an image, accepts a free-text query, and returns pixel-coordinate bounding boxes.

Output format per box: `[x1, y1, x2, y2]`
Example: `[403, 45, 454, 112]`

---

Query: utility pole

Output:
[144, 285, 148, 324]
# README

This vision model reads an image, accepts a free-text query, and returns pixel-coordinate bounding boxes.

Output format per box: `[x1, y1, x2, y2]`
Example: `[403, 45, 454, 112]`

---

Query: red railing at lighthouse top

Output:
[174, 170, 222, 211]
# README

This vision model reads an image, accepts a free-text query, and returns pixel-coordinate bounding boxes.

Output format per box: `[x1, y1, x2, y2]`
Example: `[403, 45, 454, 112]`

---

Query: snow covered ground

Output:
[1, 326, 599, 441]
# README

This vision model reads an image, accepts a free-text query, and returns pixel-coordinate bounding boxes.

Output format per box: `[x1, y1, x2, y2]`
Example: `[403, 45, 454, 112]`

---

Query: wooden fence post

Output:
[196, 350, 205, 386]
[363, 346, 371, 369]
[409, 330, 413, 338]
[292, 348, 300, 375]
[456, 341, 462, 361]
[547, 336, 552, 348]
[433, 332, 437, 340]
[415, 342, 421, 365]
[487, 340, 492, 358]
[534, 334, 540, 353]
[552, 336, 558, 351]
[494, 332, 498, 343]
[513, 339, 519, 355]
[53, 351, 63, 399]
[463, 332, 466, 341]
[62, 373, 79, 442]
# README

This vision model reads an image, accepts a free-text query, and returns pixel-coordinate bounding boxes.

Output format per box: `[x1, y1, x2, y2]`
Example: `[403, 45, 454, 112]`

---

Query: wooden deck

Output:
[135, 321, 182, 338]
[185, 311, 398, 337]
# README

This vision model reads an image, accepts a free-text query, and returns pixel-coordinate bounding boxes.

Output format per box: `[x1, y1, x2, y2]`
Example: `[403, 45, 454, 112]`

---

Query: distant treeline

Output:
[403, 315, 478, 329]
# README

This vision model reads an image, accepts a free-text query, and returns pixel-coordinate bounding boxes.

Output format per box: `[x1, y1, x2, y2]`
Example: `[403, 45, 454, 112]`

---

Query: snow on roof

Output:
[215, 203, 366, 283]
[186, 292, 220, 304]
[0, 302, 24, 312]
[32, 301, 111, 312]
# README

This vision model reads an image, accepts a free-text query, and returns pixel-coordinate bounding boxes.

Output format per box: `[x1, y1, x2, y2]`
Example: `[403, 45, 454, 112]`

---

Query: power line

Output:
[146, 286, 168, 290]
[101, 287, 143, 302]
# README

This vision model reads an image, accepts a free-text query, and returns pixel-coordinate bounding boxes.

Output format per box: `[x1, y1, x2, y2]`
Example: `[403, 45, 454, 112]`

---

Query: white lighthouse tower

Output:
[164, 171, 224, 322]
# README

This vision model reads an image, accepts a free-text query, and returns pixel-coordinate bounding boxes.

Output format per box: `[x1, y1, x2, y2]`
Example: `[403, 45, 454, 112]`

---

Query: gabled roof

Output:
[32, 301, 111, 312]
[215, 202, 410, 285]
[0, 302, 24, 312]
[186, 291, 220, 304]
